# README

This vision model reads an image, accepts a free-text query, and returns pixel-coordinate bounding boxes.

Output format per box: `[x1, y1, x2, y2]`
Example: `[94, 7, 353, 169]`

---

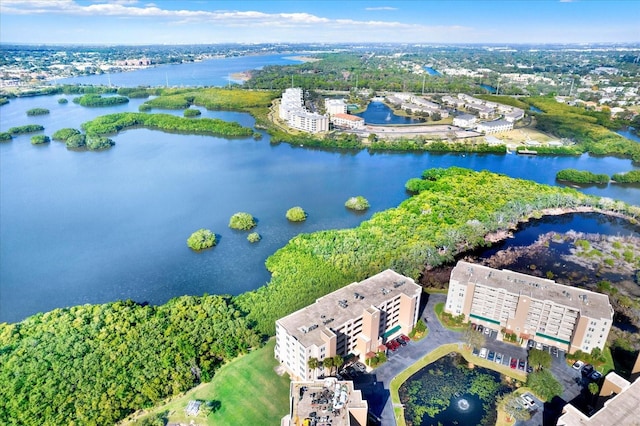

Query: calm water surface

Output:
[356, 101, 425, 125]
[1, 94, 639, 323]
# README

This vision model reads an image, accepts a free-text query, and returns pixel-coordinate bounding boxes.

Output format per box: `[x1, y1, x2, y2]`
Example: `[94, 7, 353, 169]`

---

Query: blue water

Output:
[617, 127, 640, 143]
[424, 66, 441, 76]
[56, 54, 303, 87]
[479, 84, 497, 94]
[1, 94, 639, 323]
[355, 101, 425, 125]
[530, 105, 543, 113]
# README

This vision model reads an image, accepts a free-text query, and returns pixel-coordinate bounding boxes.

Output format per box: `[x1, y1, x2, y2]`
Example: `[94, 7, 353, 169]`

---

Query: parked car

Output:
[551, 346, 559, 356]
[522, 394, 537, 409]
[488, 351, 495, 361]
[527, 366, 533, 373]
[396, 337, 407, 346]
[400, 334, 410, 342]
[527, 339, 535, 349]
[510, 358, 518, 369]
[484, 327, 491, 335]
[518, 360, 526, 371]
[590, 371, 603, 381]
[535, 342, 543, 350]
[472, 347, 480, 356]
[572, 360, 585, 370]
[582, 364, 594, 376]
[479, 348, 488, 359]
[496, 353, 503, 364]
[477, 325, 484, 333]
[353, 362, 366, 373]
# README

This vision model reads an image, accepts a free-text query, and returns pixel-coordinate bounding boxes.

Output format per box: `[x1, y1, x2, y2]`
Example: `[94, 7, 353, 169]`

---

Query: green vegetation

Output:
[8, 124, 44, 134]
[285, 206, 307, 222]
[52, 128, 81, 142]
[73, 93, 129, 107]
[435, 302, 467, 331]
[30, 135, 50, 145]
[228, 212, 256, 230]
[26, 107, 50, 116]
[0, 132, 12, 142]
[528, 348, 552, 371]
[187, 229, 217, 251]
[237, 167, 637, 336]
[247, 232, 261, 243]
[525, 370, 563, 401]
[58, 98, 68, 104]
[86, 134, 115, 150]
[116, 87, 151, 99]
[126, 338, 290, 426]
[141, 88, 277, 115]
[0, 97, 9, 106]
[556, 168, 610, 184]
[184, 108, 202, 117]
[612, 170, 640, 183]
[530, 96, 640, 163]
[82, 112, 253, 138]
[0, 297, 260, 425]
[345, 196, 370, 211]
[66, 134, 86, 149]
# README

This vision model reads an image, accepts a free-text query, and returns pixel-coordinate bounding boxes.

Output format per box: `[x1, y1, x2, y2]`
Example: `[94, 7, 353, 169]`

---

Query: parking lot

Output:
[469, 324, 529, 372]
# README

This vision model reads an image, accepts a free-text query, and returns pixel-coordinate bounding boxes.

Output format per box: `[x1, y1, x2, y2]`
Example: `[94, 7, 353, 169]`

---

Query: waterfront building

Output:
[331, 113, 365, 130]
[279, 88, 329, 133]
[281, 378, 368, 426]
[475, 119, 513, 134]
[275, 270, 421, 381]
[453, 114, 477, 128]
[445, 261, 613, 354]
[325, 99, 348, 116]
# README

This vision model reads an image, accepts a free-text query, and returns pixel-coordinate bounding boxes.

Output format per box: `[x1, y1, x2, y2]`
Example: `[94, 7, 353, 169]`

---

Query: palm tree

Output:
[307, 357, 319, 379]
[333, 355, 344, 376]
[322, 357, 334, 377]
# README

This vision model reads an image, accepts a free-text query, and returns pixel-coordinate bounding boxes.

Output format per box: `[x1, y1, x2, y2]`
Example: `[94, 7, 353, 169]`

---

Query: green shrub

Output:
[52, 128, 82, 142]
[286, 206, 307, 222]
[73, 94, 129, 107]
[556, 169, 610, 184]
[85, 134, 115, 150]
[66, 134, 86, 149]
[345, 196, 370, 211]
[187, 229, 217, 250]
[229, 212, 257, 230]
[58, 98, 68, 104]
[9, 124, 44, 134]
[183, 108, 202, 117]
[30, 135, 50, 145]
[0, 132, 12, 142]
[26, 108, 50, 116]
[612, 170, 640, 183]
[247, 232, 261, 243]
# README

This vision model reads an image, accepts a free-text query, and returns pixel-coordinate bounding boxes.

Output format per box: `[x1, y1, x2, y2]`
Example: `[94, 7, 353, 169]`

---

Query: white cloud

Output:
[364, 6, 398, 11]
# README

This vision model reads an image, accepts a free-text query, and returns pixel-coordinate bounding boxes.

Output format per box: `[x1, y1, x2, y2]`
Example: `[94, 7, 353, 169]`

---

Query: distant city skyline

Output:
[1, 0, 638, 45]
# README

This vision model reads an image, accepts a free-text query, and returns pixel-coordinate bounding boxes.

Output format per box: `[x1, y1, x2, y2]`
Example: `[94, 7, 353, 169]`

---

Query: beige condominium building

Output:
[275, 270, 422, 381]
[445, 261, 613, 354]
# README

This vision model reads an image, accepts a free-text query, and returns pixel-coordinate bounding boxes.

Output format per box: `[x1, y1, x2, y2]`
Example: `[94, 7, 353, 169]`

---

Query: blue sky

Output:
[1, 0, 638, 45]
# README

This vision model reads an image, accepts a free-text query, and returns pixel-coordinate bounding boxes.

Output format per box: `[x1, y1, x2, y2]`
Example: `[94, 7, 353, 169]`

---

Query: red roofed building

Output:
[331, 113, 365, 130]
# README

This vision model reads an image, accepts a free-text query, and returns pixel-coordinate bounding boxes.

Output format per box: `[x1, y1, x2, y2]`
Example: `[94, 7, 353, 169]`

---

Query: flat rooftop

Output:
[289, 379, 367, 426]
[452, 261, 613, 320]
[277, 269, 421, 348]
[559, 375, 640, 426]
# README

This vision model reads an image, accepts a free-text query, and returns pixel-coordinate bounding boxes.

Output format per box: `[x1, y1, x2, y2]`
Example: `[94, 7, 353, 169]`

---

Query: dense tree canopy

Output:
[52, 128, 81, 142]
[612, 170, 640, 183]
[73, 94, 129, 107]
[26, 107, 50, 116]
[556, 168, 610, 184]
[8, 124, 44, 134]
[229, 212, 257, 230]
[345, 196, 370, 211]
[286, 206, 307, 222]
[187, 229, 216, 250]
[30, 135, 50, 145]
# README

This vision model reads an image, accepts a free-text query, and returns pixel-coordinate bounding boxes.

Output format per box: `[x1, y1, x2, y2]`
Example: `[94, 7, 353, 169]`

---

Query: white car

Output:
[522, 394, 536, 409]
[572, 360, 585, 370]
[479, 348, 488, 358]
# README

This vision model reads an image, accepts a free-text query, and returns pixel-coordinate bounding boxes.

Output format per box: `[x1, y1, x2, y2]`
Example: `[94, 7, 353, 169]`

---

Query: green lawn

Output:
[122, 338, 291, 426]
[434, 302, 467, 332]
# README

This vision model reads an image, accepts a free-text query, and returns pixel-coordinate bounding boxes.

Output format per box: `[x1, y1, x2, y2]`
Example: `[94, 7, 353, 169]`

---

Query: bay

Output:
[1, 93, 638, 323]
[56, 54, 303, 87]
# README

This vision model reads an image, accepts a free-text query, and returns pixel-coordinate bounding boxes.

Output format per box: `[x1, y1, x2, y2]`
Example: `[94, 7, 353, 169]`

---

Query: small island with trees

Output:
[229, 212, 257, 230]
[187, 229, 217, 251]
[286, 206, 307, 222]
[556, 168, 610, 185]
[26, 107, 50, 116]
[345, 196, 370, 211]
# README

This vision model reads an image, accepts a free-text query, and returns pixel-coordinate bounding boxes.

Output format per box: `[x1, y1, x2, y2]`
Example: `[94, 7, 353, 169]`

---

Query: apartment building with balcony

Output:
[445, 261, 613, 354]
[275, 270, 422, 381]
